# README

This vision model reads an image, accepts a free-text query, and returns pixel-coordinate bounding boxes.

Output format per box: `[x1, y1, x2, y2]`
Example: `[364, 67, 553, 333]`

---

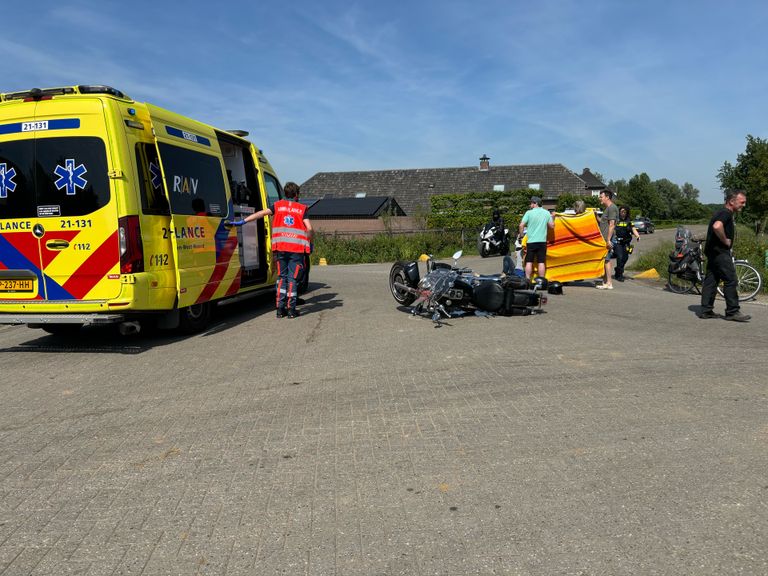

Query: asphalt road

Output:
[0, 254, 765, 575]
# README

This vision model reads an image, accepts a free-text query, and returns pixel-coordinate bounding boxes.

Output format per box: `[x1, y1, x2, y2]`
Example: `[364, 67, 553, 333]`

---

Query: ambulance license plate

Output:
[0, 279, 34, 292]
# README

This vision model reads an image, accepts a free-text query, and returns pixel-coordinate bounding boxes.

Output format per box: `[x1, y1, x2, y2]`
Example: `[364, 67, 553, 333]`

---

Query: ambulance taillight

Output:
[118, 216, 144, 273]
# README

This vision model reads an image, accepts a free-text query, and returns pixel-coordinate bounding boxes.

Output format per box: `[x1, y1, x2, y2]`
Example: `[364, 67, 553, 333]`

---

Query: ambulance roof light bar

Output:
[1, 85, 130, 102]
[76, 85, 129, 99]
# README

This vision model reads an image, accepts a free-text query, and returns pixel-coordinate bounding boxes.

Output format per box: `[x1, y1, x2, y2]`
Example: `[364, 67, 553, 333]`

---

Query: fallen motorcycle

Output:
[389, 251, 546, 324]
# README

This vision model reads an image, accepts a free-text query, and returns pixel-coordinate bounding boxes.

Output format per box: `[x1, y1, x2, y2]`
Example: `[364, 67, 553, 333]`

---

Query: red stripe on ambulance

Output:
[195, 236, 238, 304]
[224, 268, 242, 297]
[3, 232, 42, 269]
[40, 231, 80, 268]
[62, 231, 119, 299]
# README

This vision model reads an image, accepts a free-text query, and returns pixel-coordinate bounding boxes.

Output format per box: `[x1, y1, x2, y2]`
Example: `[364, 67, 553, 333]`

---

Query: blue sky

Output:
[3, 1, 767, 203]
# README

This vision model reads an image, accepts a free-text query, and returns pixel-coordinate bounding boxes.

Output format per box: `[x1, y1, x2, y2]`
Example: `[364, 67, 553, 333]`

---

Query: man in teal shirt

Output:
[518, 196, 555, 280]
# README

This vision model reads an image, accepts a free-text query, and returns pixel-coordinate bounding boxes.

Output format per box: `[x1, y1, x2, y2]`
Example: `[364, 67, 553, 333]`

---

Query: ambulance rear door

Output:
[144, 105, 235, 309]
[0, 97, 121, 303]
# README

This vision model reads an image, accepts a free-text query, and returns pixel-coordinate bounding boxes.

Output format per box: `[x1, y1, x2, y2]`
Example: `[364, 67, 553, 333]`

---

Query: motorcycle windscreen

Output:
[544, 212, 609, 283]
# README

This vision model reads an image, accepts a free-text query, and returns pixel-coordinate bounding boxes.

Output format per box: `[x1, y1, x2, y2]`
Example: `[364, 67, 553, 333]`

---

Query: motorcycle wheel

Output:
[389, 262, 416, 305]
[479, 244, 490, 258]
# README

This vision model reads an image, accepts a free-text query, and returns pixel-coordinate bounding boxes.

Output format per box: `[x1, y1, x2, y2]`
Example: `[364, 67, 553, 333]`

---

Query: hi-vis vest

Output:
[271, 200, 310, 253]
[616, 220, 632, 242]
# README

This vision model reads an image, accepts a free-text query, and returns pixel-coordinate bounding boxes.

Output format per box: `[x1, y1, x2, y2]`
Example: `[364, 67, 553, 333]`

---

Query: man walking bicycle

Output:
[699, 189, 750, 322]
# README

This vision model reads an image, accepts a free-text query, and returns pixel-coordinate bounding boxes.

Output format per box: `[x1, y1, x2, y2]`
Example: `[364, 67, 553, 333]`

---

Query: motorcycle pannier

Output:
[500, 286, 538, 316]
[472, 281, 504, 312]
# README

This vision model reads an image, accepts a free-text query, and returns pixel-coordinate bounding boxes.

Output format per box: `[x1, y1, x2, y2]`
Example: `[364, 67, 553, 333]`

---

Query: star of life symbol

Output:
[53, 159, 88, 196]
[149, 162, 162, 189]
[0, 163, 17, 199]
[284, 215, 295, 226]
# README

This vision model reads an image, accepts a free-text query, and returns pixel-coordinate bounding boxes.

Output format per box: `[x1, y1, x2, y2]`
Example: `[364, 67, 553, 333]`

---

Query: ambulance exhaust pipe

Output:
[118, 321, 141, 336]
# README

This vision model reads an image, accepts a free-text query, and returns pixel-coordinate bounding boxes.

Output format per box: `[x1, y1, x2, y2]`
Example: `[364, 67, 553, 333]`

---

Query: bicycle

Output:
[667, 239, 763, 301]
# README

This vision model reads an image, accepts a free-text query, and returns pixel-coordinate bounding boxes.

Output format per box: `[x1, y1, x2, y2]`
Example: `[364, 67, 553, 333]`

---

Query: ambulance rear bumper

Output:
[0, 313, 126, 326]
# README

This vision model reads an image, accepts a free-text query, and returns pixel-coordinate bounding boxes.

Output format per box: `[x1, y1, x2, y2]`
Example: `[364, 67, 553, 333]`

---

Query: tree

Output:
[653, 178, 682, 219]
[608, 178, 629, 202]
[556, 193, 579, 212]
[675, 197, 708, 220]
[681, 182, 700, 201]
[718, 135, 768, 234]
[624, 173, 666, 218]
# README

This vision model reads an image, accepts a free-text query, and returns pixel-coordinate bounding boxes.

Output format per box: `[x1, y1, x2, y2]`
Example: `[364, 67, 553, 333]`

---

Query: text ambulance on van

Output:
[0, 85, 307, 334]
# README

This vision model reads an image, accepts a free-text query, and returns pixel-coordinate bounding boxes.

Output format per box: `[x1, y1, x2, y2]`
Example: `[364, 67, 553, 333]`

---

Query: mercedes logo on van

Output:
[33, 224, 45, 238]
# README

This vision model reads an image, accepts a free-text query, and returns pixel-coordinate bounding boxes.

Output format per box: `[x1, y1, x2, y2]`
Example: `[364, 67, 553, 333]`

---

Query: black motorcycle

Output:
[389, 251, 546, 324]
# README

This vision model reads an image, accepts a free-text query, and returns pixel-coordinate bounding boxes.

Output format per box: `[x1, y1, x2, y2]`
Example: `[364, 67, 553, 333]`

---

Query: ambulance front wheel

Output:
[178, 302, 212, 334]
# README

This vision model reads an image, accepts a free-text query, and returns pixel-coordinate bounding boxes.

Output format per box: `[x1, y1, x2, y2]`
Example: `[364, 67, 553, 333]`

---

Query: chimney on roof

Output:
[479, 154, 490, 171]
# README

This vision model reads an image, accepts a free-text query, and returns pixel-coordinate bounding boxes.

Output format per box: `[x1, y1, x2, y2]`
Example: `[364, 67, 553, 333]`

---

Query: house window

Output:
[355, 192, 366, 198]
[493, 184, 505, 192]
[528, 183, 540, 190]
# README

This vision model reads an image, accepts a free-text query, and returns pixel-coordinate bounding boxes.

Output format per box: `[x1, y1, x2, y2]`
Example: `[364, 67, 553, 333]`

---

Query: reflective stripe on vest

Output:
[271, 200, 310, 253]
[616, 220, 631, 240]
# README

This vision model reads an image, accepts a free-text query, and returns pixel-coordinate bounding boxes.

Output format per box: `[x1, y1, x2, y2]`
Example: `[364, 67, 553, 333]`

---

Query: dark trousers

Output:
[614, 243, 629, 278]
[701, 251, 739, 315]
[275, 251, 305, 311]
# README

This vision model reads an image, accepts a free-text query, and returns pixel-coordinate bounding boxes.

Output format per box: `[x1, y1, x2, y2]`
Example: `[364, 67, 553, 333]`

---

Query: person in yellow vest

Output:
[613, 206, 640, 281]
[229, 182, 313, 318]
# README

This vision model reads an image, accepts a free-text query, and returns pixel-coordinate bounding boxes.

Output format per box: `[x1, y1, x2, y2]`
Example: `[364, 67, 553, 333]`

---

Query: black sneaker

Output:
[287, 309, 300, 318]
[276, 308, 286, 318]
[698, 310, 718, 319]
[724, 312, 751, 322]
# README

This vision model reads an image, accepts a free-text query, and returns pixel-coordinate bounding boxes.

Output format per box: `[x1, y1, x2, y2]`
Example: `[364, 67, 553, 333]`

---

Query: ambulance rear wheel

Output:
[178, 302, 211, 334]
[41, 324, 82, 336]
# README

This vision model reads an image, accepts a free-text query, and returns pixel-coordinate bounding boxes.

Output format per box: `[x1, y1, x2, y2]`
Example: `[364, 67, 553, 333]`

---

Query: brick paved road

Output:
[0, 257, 765, 575]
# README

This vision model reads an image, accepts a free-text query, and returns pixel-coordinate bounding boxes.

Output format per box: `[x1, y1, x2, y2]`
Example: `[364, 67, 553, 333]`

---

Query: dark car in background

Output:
[632, 216, 655, 234]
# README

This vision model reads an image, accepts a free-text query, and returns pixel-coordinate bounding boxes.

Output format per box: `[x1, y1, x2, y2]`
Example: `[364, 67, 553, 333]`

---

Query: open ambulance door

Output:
[145, 105, 237, 331]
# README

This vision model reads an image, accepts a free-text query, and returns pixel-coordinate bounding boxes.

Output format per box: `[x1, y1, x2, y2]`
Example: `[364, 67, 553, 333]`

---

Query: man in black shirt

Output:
[699, 189, 750, 321]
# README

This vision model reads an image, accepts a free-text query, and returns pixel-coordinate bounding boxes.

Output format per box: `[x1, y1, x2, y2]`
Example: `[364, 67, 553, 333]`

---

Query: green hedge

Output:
[427, 189, 533, 231]
[312, 230, 471, 265]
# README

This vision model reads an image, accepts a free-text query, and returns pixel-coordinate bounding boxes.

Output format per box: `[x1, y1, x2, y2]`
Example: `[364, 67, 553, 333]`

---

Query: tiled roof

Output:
[579, 168, 606, 189]
[301, 163, 591, 215]
[305, 196, 405, 218]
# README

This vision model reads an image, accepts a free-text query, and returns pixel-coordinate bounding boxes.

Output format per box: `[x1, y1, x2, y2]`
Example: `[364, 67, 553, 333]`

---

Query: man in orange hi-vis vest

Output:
[229, 182, 313, 318]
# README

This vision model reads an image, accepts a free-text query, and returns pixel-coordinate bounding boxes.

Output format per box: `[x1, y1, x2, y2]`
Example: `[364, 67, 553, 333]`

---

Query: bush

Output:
[312, 230, 471, 265]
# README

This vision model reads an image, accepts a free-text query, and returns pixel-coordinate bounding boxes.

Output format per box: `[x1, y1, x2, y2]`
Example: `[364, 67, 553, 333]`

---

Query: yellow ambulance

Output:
[0, 85, 303, 334]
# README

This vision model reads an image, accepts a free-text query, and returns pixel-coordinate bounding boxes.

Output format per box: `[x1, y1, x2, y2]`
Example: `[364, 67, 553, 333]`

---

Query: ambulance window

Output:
[135, 144, 169, 215]
[0, 140, 36, 219]
[157, 143, 228, 216]
[263, 172, 282, 206]
[35, 137, 110, 217]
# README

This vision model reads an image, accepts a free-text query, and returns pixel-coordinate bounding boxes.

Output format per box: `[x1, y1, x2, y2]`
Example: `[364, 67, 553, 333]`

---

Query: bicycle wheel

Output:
[667, 272, 696, 294]
[717, 261, 763, 301]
